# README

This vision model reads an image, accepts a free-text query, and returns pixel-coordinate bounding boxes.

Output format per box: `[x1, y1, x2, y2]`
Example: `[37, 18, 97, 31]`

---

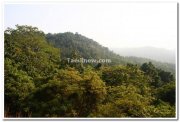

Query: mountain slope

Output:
[46, 32, 125, 65]
[46, 32, 175, 73]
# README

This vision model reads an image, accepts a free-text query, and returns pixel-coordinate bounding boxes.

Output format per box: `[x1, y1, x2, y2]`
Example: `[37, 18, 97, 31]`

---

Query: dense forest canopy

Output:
[5, 25, 176, 117]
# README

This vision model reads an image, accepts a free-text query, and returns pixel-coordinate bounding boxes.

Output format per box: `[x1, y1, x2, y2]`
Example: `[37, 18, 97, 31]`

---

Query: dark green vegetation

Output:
[5, 25, 175, 117]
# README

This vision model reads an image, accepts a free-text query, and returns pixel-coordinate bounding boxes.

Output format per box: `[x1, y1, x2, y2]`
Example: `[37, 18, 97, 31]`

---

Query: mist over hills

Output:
[111, 47, 175, 64]
[46, 32, 175, 74]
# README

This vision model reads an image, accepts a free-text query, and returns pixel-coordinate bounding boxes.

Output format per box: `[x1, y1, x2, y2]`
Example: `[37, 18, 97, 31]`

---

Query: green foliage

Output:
[157, 81, 175, 105]
[4, 25, 60, 117]
[102, 65, 146, 87]
[5, 58, 35, 117]
[140, 62, 175, 88]
[145, 101, 175, 117]
[92, 85, 153, 117]
[26, 68, 106, 117]
[27, 68, 83, 117]
[4, 25, 175, 117]
[5, 25, 60, 78]
[46, 32, 116, 60]
[158, 69, 174, 83]
[141, 62, 162, 87]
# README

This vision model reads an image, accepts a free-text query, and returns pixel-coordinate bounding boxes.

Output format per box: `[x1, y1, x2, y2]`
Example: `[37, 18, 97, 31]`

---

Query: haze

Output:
[4, 2, 177, 50]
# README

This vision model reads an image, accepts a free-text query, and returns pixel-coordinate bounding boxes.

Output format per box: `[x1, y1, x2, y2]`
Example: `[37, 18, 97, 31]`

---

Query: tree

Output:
[5, 58, 35, 117]
[158, 69, 174, 83]
[141, 62, 162, 87]
[80, 70, 106, 116]
[157, 81, 175, 105]
[4, 25, 60, 117]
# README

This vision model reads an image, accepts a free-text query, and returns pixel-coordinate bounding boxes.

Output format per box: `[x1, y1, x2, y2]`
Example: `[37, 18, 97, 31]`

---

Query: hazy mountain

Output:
[111, 47, 175, 64]
[46, 32, 175, 73]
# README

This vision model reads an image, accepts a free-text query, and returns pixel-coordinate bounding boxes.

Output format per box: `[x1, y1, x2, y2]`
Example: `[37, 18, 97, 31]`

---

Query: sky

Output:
[4, 2, 177, 50]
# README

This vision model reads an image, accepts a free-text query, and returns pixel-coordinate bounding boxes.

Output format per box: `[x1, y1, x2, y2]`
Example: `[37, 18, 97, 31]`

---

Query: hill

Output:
[46, 32, 175, 74]
[5, 25, 175, 117]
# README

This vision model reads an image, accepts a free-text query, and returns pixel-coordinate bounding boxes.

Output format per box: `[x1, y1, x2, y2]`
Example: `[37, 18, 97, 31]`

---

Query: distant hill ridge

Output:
[111, 47, 175, 64]
[45, 32, 175, 74]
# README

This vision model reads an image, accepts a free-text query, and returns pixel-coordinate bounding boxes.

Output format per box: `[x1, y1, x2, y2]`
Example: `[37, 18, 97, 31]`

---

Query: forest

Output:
[4, 25, 175, 117]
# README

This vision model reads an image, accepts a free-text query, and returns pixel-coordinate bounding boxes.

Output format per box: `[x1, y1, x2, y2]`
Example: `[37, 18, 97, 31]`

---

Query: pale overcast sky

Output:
[4, 2, 177, 50]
